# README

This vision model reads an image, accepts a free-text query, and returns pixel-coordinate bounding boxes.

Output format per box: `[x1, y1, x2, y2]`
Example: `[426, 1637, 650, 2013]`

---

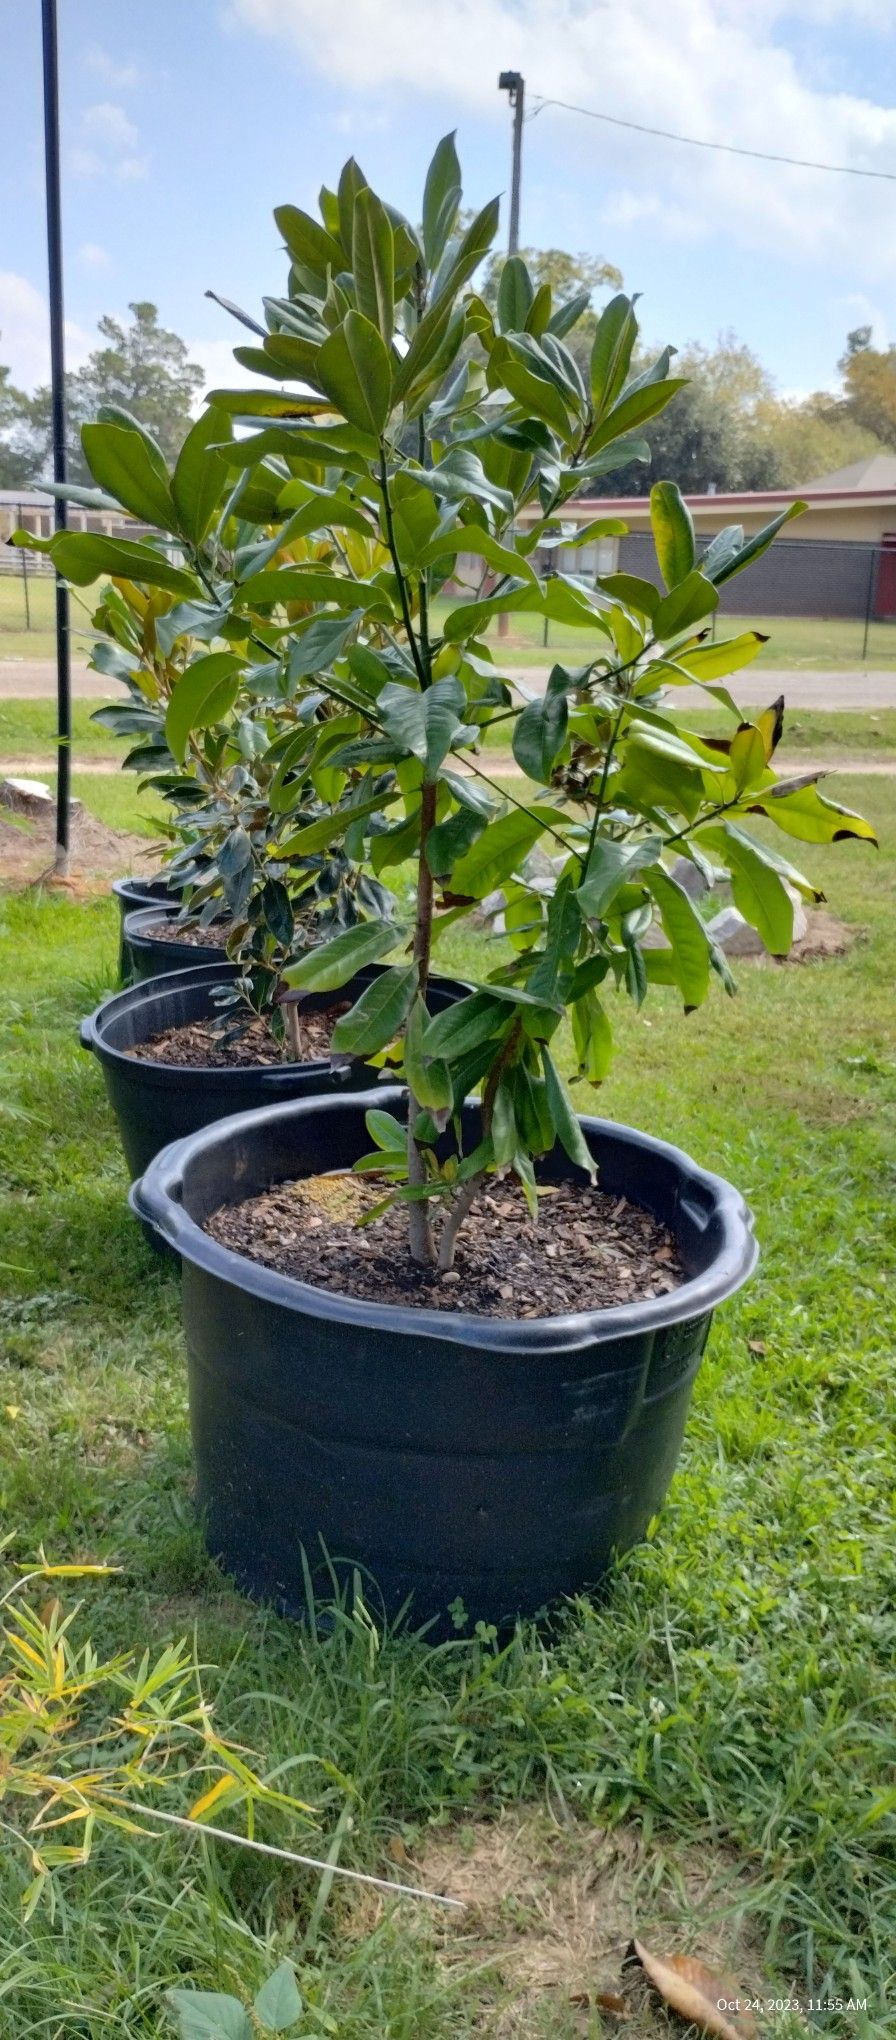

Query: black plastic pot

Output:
[132, 1087, 757, 1630]
[81, 965, 472, 1182]
[123, 906, 229, 984]
[112, 875, 182, 979]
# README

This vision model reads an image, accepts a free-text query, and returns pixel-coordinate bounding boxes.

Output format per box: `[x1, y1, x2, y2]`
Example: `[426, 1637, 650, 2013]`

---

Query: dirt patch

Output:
[350, 1811, 772, 2036]
[127, 1003, 349, 1070]
[773, 907, 859, 965]
[204, 1174, 685, 1318]
[0, 803, 154, 889]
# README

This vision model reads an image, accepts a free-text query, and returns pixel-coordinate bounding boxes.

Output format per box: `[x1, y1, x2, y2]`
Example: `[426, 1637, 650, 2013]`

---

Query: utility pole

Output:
[41, 0, 71, 876]
[498, 71, 525, 254]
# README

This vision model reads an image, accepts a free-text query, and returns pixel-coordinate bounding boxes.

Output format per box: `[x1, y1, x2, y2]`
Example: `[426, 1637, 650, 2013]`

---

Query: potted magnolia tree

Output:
[80, 139, 877, 1622]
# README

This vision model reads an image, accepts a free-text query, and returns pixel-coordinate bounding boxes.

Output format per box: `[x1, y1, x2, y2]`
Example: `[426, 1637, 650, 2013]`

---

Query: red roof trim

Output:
[553, 488, 896, 512]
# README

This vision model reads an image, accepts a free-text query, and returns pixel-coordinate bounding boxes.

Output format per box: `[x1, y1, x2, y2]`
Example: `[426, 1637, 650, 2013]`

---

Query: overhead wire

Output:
[528, 95, 896, 182]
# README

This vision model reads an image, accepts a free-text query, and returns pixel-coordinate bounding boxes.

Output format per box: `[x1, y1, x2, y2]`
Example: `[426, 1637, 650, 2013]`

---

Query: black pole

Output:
[861, 543, 878, 663]
[41, 0, 71, 874]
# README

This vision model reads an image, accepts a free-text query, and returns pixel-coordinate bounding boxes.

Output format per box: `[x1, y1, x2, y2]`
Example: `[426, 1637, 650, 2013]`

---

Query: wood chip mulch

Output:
[203, 1172, 686, 1317]
[126, 1002, 349, 1069]
[140, 918, 229, 949]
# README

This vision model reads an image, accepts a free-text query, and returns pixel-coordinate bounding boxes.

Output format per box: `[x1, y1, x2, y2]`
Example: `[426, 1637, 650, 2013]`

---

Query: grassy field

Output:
[3, 569, 896, 670]
[1, 696, 895, 775]
[0, 772, 893, 2034]
[0, 571, 98, 660]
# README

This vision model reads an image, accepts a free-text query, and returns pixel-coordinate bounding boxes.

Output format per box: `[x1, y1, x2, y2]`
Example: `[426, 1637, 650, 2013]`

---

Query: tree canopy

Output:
[0, 303, 204, 489]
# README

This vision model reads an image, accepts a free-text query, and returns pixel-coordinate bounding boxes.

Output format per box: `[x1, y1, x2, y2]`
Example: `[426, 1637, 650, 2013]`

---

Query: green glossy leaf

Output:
[279, 789, 399, 857]
[80, 421, 175, 530]
[650, 480, 695, 590]
[489, 337, 573, 436]
[164, 652, 243, 763]
[511, 691, 568, 781]
[254, 1961, 304, 2032]
[578, 835, 661, 920]
[541, 1047, 596, 1179]
[12, 528, 198, 595]
[648, 868, 712, 1005]
[423, 991, 509, 1058]
[365, 1108, 406, 1154]
[318, 311, 393, 435]
[172, 406, 232, 545]
[426, 803, 485, 875]
[274, 203, 344, 278]
[587, 377, 688, 455]
[590, 294, 639, 415]
[653, 570, 718, 638]
[418, 523, 537, 585]
[393, 291, 458, 402]
[352, 187, 395, 341]
[571, 991, 613, 1082]
[704, 501, 807, 585]
[449, 806, 558, 899]
[288, 609, 366, 680]
[431, 195, 500, 304]
[233, 566, 386, 614]
[403, 997, 452, 1110]
[422, 131, 462, 268]
[712, 831, 795, 954]
[496, 255, 534, 333]
[702, 820, 822, 904]
[331, 964, 417, 1055]
[282, 920, 401, 992]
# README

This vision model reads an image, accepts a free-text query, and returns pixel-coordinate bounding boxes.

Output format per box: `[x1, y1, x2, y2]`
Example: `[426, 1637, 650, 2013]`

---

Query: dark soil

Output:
[141, 916, 229, 950]
[127, 1002, 350, 1069]
[204, 1171, 686, 1317]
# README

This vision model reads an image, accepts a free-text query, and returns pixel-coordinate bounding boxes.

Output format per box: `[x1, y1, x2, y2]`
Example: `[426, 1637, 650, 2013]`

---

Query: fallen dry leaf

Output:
[747, 1339, 768, 1356]
[631, 1940, 757, 2040]
[569, 1992, 628, 2016]
[388, 1834, 409, 1864]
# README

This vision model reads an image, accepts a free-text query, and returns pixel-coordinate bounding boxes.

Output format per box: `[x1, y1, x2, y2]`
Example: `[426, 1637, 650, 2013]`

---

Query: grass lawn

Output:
[3, 569, 896, 671]
[430, 602, 896, 673]
[0, 570, 99, 661]
[0, 773, 893, 2034]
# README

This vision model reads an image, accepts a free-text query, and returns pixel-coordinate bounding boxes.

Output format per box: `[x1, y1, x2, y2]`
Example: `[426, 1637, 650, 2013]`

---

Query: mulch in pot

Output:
[203, 1171, 685, 1317]
[126, 1003, 349, 1069]
[140, 917, 229, 949]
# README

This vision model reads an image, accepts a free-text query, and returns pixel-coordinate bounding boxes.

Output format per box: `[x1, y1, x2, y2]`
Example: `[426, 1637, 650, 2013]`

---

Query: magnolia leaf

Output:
[330, 964, 418, 1056]
[542, 1047, 596, 1180]
[511, 691, 568, 781]
[282, 920, 400, 992]
[422, 131, 462, 269]
[631, 1940, 757, 2040]
[80, 421, 175, 531]
[165, 653, 243, 763]
[650, 480, 695, 590]
[317, 310, 392, 435]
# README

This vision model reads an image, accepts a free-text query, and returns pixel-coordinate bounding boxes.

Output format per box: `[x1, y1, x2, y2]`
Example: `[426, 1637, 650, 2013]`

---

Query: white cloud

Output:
[82, 102, 139, 151]
[70, 101, 149, 183]
[83, 45, 141, 90]
[78, 242, 111, 269]
[601, 190, 704, 241]
[225, 0, 896, 278]
[0, 272, 93, 390]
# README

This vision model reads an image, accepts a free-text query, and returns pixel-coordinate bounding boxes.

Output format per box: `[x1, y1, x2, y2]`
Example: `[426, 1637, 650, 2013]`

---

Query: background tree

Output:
[0, 348, 33, 488]
[586, 335, 784, 496]
[833, 326, 896, 446]
[6, 303, 205, 485]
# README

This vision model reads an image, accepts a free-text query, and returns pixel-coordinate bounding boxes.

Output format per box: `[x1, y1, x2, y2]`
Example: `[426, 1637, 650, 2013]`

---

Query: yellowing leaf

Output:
[188, 1773, 240, 1823]
[632, 1939, 757, 2040]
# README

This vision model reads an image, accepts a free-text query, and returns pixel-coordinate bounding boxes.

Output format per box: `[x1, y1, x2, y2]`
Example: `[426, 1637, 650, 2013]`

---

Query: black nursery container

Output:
[132, 1087, 757, 1630]
[122, 906, 229, 983]
[81, 964, 472, 1181]
[112, 875, 181, 978]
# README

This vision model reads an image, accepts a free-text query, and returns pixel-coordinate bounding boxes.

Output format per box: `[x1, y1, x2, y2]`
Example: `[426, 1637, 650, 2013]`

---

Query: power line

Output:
[529, 94, 896, 183]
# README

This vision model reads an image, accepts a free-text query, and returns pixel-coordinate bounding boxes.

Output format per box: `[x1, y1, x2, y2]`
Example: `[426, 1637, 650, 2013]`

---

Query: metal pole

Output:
[41, 0, 71, 875]
[498, 71, 525, 255]
[19, 505, 32, 630]
[861, 544, 877, 663]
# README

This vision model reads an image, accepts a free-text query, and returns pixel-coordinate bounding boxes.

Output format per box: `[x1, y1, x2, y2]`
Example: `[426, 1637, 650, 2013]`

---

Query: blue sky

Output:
[4, 0, 895, 406]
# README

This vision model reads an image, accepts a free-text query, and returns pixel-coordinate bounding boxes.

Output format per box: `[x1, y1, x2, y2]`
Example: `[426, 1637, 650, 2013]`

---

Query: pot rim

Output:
[123, 905, 227, 945]
[80, 962, 342, 1086]
[131, 1086, 758, 1354]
